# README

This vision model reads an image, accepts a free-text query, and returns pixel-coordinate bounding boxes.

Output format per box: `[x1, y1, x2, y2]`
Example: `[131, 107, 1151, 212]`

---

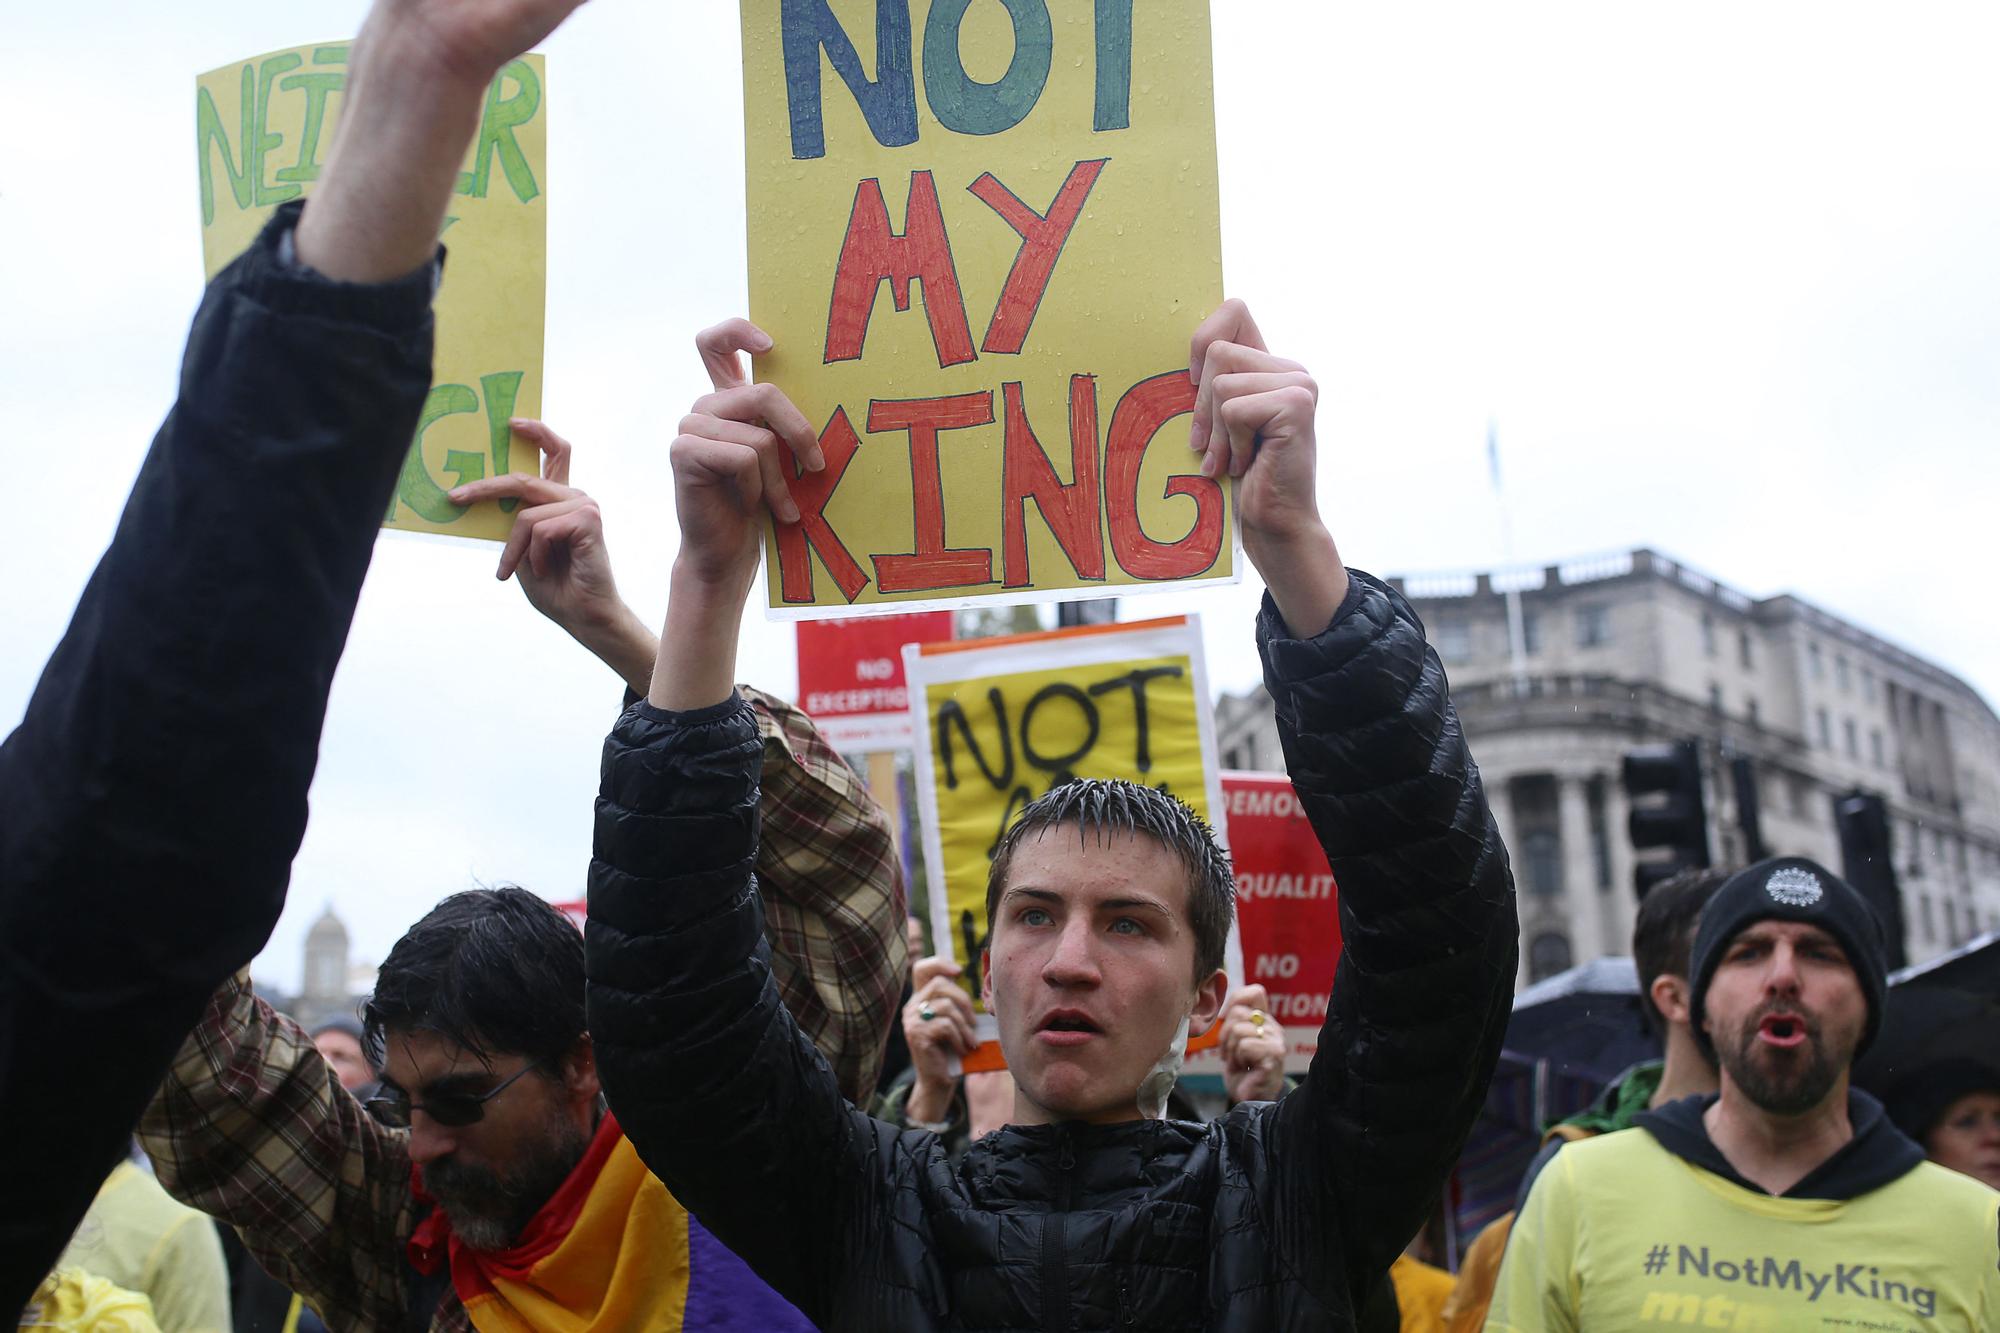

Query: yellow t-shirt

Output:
[55, 1162, 230, 1333]
[1486, 1126, 2000, 1332]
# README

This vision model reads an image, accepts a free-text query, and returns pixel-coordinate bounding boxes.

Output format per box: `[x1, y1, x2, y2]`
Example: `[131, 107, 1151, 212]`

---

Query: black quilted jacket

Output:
[587, 575, 1518, 1331]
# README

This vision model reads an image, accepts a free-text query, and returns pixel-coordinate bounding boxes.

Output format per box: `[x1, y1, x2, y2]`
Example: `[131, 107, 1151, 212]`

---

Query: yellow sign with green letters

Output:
[195, 43, 546, 542]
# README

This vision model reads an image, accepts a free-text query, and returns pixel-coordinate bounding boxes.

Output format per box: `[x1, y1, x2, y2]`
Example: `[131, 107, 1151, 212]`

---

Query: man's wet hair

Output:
[985, 779, 1235, 982]
[363, 886, 584, 1070]
[1633, 866, 1733, 1034]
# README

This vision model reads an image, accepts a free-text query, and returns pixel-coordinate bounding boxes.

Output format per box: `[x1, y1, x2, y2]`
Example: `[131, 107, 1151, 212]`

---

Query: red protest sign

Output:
[796, 611, 954, 752]
[1222, 771, 1342, 1073]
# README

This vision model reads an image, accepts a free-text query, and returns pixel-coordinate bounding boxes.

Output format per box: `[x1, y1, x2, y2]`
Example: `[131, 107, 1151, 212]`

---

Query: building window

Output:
[1709, 683, 1724, 713]
[1528, 932, 1574, 983]
[1435, 618, 1472, 663]
[1843, 718, 1858, 759]
[1739, 630, 1754, 670]
[1521, 611, 1542, 655]
[1809, 643, 1824, 679]
[1836, 656, 1851, 691]
[1789, 776, 1809, 817]
[1223, 746, 1243, 770]
[1588, 778, 1613, 892]
[1746, 698, 1761, 728]
[1816, 708, 1831, 748]
[1701, 614, 1717, 657]
[1862, 669, 1877, 703]
[1945, 898, 1959, 946]
[1870, 729, 1884, 767]
[1521, 830, 1564, 898]
[1921, 895, 1936, 941]
[1575, 604, 1610, 648]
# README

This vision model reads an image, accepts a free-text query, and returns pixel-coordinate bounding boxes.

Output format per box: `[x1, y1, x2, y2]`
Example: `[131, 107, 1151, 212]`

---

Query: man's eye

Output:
[1110, 917, 1146, 936]
[1021, 907, 1052, 926]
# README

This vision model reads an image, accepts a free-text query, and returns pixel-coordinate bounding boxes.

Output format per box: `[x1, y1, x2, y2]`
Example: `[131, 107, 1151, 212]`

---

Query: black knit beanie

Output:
[1687, 856, 1888, 1056]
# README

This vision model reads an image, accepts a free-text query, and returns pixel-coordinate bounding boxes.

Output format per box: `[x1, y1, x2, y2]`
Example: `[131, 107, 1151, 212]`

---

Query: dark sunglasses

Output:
[364, 1060, 541, 1129]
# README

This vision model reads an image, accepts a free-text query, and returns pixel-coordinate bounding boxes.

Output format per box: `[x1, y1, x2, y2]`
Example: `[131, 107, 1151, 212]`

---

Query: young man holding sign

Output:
[586, 303, 1520, 1329]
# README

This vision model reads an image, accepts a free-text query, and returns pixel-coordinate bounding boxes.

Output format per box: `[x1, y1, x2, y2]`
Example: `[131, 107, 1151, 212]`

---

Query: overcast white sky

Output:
[6, 2, 1997, 991]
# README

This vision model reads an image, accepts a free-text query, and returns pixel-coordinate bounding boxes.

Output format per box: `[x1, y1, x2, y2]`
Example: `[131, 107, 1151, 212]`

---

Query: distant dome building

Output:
[300, 905, 352, 1027]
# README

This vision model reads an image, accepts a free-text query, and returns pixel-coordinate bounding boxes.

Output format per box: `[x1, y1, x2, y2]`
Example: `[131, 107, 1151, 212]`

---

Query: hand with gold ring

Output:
[1218, 983, 1287, 1105]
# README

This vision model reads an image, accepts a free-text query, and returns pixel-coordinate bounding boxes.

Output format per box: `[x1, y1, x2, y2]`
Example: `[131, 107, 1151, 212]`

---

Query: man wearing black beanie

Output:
[1488, 857, 2000, 1330]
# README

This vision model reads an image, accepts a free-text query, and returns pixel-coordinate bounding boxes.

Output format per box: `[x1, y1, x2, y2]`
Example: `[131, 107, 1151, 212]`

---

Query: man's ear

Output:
[1190, 968, 1230, 1034]
[1652, 974, 1693, 1028]
[980, 948, 996, 1015]
[562, 1034, 601, 1104]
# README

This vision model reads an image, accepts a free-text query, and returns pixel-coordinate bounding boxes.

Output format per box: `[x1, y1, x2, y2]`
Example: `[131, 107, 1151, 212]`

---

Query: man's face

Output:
[1925, 1091, 2000, 1192]
[1703, 920, 1866, 1116]
[982, 827, 1226, 1125]
[313, 1030, 374, 1092]
[379, 1031, 596, 1251]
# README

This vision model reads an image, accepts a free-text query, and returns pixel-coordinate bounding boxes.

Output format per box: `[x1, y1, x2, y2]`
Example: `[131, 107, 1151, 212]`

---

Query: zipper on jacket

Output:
[1041, 1128, 1075, 1332]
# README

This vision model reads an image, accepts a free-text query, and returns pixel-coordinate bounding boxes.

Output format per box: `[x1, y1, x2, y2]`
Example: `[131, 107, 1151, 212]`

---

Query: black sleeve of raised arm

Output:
[587, 695, 887, 1325]
[0, 201, 434, 1307]
[1260, 571, 1519, 1306]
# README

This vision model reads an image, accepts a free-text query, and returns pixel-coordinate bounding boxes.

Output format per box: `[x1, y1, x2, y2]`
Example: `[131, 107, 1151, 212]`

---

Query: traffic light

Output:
[1623, 740, 1710, 896]
[1832, 790, 1907, 970]
[1731, 755, 1768, 863]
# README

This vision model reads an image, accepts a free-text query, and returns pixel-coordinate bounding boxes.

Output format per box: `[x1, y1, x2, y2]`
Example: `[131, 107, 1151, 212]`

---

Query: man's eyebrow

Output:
[1098, 896, 1174, 918]
[1000, 887, 1063, 906]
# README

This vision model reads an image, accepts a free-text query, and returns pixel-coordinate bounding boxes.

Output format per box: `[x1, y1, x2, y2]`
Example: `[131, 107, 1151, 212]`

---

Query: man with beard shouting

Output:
[1487, 857, 2000, 1331]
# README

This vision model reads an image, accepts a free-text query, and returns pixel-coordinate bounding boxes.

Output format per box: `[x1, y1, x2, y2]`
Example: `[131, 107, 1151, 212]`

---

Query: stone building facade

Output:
[1215, 550, 2000, 986]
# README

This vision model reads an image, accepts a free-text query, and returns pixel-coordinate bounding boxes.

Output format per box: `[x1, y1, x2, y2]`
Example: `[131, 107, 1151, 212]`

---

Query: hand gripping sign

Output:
[739, 1, 1235, 618]
[196, 44, 548, 542]
[904, 614, 1240, 1072]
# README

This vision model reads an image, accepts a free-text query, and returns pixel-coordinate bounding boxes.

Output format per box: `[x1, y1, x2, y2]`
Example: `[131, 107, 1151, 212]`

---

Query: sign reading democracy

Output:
[740, 1, 1233, 617]
[1221, 772, 1342, 1074]
[796, 610, 955, 752]
[904, 615, 1236, 1069]
[196, 44, 547, 543]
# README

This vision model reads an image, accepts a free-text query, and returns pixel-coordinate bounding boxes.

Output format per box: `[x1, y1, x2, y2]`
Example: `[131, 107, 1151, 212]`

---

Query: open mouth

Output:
[1757, 1013, 1807, 1049]
[1036, 1010, 1104, 1045]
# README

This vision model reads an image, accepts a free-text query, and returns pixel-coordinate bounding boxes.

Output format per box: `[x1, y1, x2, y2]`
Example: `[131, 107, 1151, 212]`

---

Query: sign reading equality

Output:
[1220, 771, 1342, 1073]
[740, 1, 1233, 617]
[196, 44, 547, 543]
[904, 614, 1237, 1068]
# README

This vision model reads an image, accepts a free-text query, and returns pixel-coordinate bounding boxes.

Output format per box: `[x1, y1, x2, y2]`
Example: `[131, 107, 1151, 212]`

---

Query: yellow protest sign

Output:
[904, 615, 1239, 1067]
[740, 2, 1233, 616]
[195, 44, 546, 542]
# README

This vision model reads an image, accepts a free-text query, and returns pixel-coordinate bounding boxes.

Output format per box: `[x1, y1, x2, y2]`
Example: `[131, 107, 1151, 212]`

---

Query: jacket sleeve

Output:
[136, 975, 421, 1333]
[587, 696, 899, 1324]
[0, 201, 435, 1305]
[1257, 572, 1519, 1306]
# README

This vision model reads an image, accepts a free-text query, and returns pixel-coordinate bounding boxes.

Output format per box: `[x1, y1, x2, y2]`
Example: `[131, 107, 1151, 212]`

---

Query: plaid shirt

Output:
[138, 689, 906, 1333]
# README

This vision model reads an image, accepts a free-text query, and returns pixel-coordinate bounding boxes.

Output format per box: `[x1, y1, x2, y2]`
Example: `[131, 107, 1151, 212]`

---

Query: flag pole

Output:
[1490, 420, 1530, 695]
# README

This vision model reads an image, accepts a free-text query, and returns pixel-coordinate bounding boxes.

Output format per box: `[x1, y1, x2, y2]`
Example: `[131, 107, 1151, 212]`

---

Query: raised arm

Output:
[453, 420, 906, 1100]
[0, 0, 588, 1302]
[1192, 301, 1518, 1302]
[586, 321, 899, 1321]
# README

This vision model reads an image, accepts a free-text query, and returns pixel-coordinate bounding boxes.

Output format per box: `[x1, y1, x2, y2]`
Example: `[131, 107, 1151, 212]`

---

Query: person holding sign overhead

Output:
[0, 0, 588, 1308]
[585, 301, 1520, 1330]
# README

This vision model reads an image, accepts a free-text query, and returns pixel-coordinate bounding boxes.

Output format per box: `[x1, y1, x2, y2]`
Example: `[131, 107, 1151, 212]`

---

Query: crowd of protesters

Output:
[4, 0, 1998, 1329]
